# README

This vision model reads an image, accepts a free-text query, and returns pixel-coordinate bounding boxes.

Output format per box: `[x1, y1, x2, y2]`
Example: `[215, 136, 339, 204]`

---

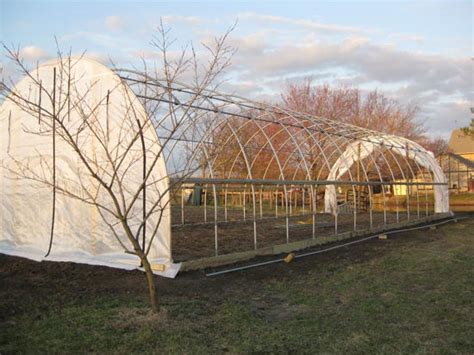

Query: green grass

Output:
[1, 217, 473, 354]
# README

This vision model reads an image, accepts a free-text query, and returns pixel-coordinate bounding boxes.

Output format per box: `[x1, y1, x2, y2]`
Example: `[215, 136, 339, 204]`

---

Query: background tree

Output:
[279, 78, 451, 185]
[420, 136, 449, 157]
[281, 79, 425, 141]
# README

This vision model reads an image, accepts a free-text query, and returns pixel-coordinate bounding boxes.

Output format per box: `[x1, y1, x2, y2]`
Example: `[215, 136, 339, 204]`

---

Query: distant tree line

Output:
[280, 79, 448, 157]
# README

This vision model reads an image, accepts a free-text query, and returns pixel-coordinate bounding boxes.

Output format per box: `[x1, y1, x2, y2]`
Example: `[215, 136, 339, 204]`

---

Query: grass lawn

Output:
[1, 215, 473, 353]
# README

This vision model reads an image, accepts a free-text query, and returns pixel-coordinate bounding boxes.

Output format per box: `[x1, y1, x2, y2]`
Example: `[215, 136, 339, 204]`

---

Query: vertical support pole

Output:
[448, 154, 451, 189]
[251, 184, 257, 250]
[311, 185, 316, 239]
[416, 184, 420, 218]
[259, 185, 263, 219]
[295, 188, 298, 214]
[467, 166, 469, 192]
[281, 188, 284, 210]
[275, 186, 278, 218]
[353, 185, 357, 231]
[395, 183, 399, 223]
[181, 186, 185, 225]
[457, 160, 460, 191]
[269, 186, 273, 209]
[7, 111, 11, 153]
[357, 143, 361, 211]
[355, 143, 361, 231]
[425, 181, 429, 216]
[136, 119, 147, 252]
[106, 90, 110, 142]
[302, 187, 306, 215]
[369, 185, 373, 229]
[204, 184, 207, 223]
[213, 184, 218, 256]
[405, 144, 410, 221]
[284, 185, 289, 243]
[224, 184, 228, 222]
[38, 81, 42, 124]
[67, 57, 71, 122]
[45, 67, 57, 258]
[289, 188, 293, 216]
[243, 187, 246, 221]
[315, 185, 318, 214]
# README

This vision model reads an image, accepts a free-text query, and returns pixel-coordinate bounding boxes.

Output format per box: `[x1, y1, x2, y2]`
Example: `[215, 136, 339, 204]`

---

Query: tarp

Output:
[324, 135, 449, 215]
[0, 58, 180, 278]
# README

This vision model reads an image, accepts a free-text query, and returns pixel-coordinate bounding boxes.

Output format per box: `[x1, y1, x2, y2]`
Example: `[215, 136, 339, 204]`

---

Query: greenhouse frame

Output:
[0, 58, 451, 275]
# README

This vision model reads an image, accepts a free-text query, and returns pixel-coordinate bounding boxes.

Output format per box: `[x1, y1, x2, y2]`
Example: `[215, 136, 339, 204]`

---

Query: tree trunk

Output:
[121, 220, 160, 314]
[140, 253, 159, 313]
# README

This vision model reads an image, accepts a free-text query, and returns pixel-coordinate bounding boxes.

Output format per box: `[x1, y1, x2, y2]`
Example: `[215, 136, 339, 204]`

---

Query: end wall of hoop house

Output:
[0, 58, 176, 277]
[323, 135, 449, 214]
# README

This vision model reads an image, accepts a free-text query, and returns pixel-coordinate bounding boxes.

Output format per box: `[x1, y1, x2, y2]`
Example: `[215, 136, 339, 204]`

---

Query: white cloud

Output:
[47, 11, 471, 138]
[238, 12, 365, 35]
[230, 34, 471, 99]
[221, 32, 267, 57]
[221, 80, 261, 97]
[105, 15, 125, 31]
[422, 99, 472, 139]
[19, 46, 49, 61]
[387, 33, 425, 45]
[161, 15, 203, 26]
[130, 49, 160, 60]
[218, 28, 472, 137]
[129, 49, 191, 63]
[60, 31, 126, 48]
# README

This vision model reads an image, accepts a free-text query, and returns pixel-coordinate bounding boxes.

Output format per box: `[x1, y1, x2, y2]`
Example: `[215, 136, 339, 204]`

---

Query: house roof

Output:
[448, 129, 474, 154]
[448, 153, 474, 169]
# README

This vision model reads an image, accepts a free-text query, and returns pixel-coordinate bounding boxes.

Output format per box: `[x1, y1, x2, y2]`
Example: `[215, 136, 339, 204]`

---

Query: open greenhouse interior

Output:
[120, 70, 450, 262]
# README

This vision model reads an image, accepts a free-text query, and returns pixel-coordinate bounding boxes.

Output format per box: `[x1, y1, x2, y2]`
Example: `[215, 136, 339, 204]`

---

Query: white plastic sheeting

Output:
[0, 58, 180, 278]
[324, 135, 449, 215]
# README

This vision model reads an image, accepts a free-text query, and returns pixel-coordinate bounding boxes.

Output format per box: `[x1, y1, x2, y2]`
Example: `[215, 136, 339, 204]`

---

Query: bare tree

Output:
[0, 22, 235, 313]
[421, 136, 448, 157]
[281, 79, 454, 160]
[281, 79, 426, 141]
[277, 79, 455, 190]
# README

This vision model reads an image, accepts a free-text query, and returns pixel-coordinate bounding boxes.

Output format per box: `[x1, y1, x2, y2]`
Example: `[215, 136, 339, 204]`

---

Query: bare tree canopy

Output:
[0, 23, 235, 313]
[280, 79, 440, 145]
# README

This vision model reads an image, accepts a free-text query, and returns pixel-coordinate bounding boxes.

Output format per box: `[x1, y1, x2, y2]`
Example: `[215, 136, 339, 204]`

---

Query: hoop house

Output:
[0, 58, 450, 275]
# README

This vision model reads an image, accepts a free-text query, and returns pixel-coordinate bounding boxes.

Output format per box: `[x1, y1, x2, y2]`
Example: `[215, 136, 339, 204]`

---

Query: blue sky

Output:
[1, 0, 473, 138]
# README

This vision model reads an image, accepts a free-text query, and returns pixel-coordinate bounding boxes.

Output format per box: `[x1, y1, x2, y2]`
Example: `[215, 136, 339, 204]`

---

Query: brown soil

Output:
[1, 213, 458, 324]
[172, 206, 417, 261]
